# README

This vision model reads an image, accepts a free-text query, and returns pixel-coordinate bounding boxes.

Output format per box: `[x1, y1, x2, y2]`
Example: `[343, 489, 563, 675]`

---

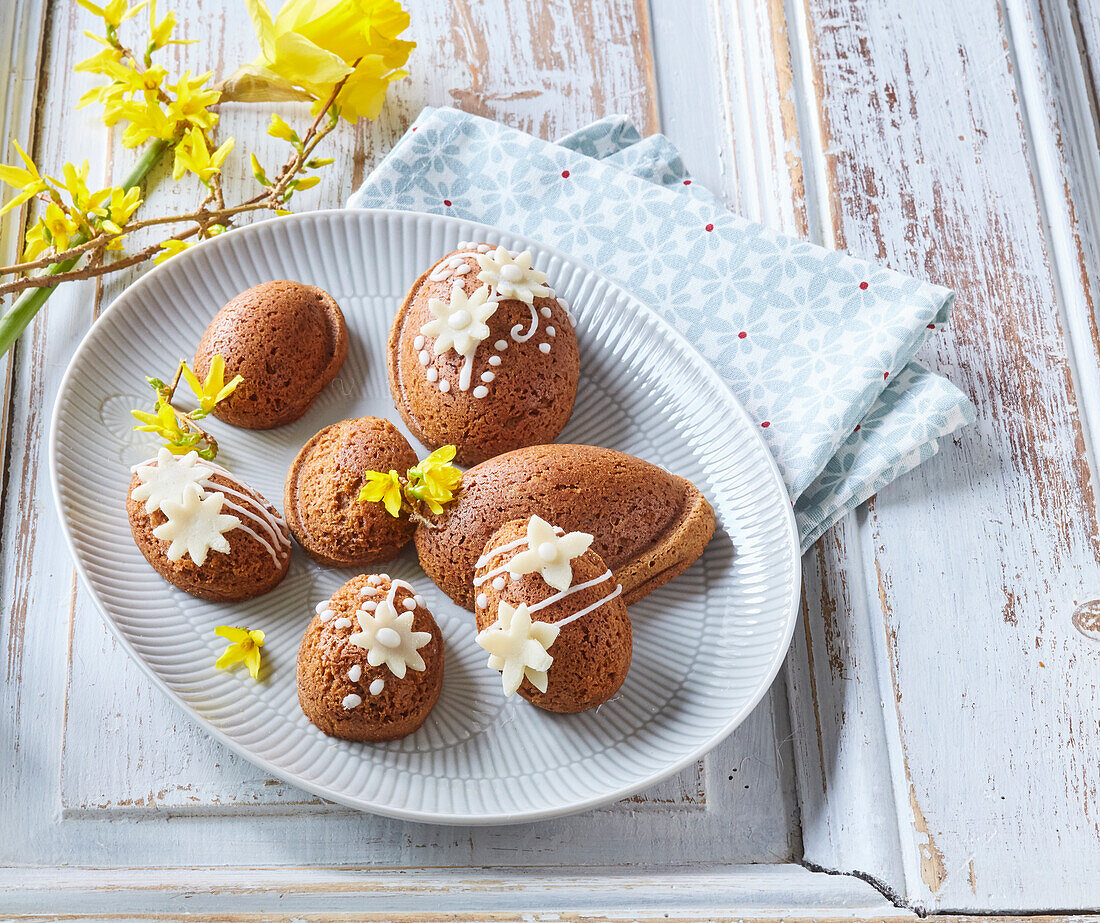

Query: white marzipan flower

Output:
[506, 515, 593, 591]
[476, 601, 560, 696]
[349, 589, 433, 679]
[152, 488, 239, 566]
[476, 247, 552, 304]
[420, 284, 498, 358]
[131, 448, 212, 515]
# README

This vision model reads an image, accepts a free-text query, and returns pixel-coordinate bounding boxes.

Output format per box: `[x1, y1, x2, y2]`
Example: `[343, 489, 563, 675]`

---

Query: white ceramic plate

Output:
[50, 209, 799, 824]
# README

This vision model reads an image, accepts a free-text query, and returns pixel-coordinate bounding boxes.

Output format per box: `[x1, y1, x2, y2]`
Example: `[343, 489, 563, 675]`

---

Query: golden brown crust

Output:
[195, 280, 348, 430]
[126, 469, 290, 602]
[296, 575, 444, 742]
[414, 444, 716, 610]
[284, 417, 417, 567]
[474, 518, 631, 713]
[387, 247, 579, 466]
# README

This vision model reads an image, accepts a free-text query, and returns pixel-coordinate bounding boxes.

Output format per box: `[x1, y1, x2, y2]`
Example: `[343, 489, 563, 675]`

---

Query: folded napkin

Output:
[348, 108, 975, 550]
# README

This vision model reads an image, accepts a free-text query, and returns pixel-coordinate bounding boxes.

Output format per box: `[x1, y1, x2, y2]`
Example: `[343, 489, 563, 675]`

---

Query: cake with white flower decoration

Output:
[296, 573, 444, 741]
[415, 443, 716, 610]
[387, 243, 580, 465]
[473, 515, 631, 713]
[126, 448, 292, 601]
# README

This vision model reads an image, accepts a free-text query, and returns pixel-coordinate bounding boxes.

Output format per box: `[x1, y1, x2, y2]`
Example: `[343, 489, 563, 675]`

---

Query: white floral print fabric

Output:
[348, 108, 976, 550]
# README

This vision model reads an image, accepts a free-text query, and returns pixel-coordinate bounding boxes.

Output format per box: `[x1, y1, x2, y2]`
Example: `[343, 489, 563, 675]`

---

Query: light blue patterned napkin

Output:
[348, 108, 975, 550]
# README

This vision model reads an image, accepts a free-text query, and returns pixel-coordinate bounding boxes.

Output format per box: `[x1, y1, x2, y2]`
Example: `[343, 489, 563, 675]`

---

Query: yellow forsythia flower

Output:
[164, 71, 220, 132]
[25, 203, 83, 259]
[214, 626, 265, 679]
[240, 0, 415, 122]
[75, 0, 145, 29]
[131, 400, 193, 451]
[172, 126, 234, 183]
[0, 140, 48, 216]
[153, 238, 192, 264]
[181, 354, 243, 413]
[404, 445, 461, 514]
[359, 469, 403, 517]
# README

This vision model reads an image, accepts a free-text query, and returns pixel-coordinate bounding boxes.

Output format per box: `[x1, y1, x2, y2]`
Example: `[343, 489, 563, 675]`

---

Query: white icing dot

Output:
[334, 617, 352, 629]
[547, 326, 556, 337]
[414, 595, 425, 606]
[538, 542, 557, 561]
[492, 576, 506, 591]
[540, 306, 552, 318]
[369, 678, 385, 695]
[379, 574, 390, 581]
[367, 575, 380, 586]
[488, 355, 502, 367]
[403, 598, 416, 611]
[361, 600, 377, 611]
[418, 350, 430, 366]
[501, 264, 523, 282]
[319, 610, 333, 623]
[342, 693, 362, 710]
[348, 664, 362, 682]
[426, 367, 439, 382]
[361, 585, 378, 595]
[476, 593, 488, 608]
[477, 244, 491, 252]
[539, 342, 551, 354]
[557, 298, 569, 309]
[457, 240, 468, 248]
[315, 600, 331, 615]
[439, 380, 451, 393]
[453, 264, 471, 275]
[473, 385, 489, 399]
[414, 336, 426, 351]
[429, 268, 452, 282]
[376, 627, 401, 648]
[494, 339, 508, 350]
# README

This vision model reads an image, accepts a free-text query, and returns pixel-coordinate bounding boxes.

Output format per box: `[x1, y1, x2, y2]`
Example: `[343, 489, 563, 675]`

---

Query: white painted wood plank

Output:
[0, 865, 907, 919]
[789, 0, 1100, 911]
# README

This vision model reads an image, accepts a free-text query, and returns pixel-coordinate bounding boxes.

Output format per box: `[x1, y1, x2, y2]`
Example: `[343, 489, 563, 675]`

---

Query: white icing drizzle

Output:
[525, 570, 614, 615]
[552, 583, 623, 629]
[510, 303, 539, 343]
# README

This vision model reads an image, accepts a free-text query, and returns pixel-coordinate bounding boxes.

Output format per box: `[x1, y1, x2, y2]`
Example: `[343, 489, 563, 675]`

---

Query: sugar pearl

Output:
[403, 598, 416, 611]
[453, 264, 471, 275]
[488, 355, 502, 367]
[481, 371, 495, 383]
[342, 693, 362, 710]
[361, 601, 377, 611]
[494, 339, 508, 350]
[414, 595, 425, 606]
[367, 575, 381, 586]
[547, 326, 556, 337]
[361, 586, 378, 595]
[557, 298, 569, 309]
[540, 306, 552, 318]
[473, 385, 489, 399]
[539, 343, 551, 354]
[477, 244, 490, 252]
[439, 380, 451, 393]
[426, 367, 439, 382]
[379, 574, 390, 581]
[418, 350, 430, 366]
[334, 617, 352, 629]
[319, 610, 333, 622]
[376, 627, 401, 648]
[369, 678, 385, 695]
[413, 335, 425, 350]
[476, 593, 488, 608]
[492, 576, 506, 591]
[315, 600, 331, 614]
[347, 664, 362, 682]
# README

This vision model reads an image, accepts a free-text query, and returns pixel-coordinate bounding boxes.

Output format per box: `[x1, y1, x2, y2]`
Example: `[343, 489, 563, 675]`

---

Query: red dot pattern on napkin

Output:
[683, 179, 692, 185]
[927, 323, 936, 329]
[738, 331, 747, 339]
[761, 421, 770, 428]
[443, 199, 452, 207]
[705, 223, 714, 232]
[561, 170, 570, 178]
[859, 281, 869, 290]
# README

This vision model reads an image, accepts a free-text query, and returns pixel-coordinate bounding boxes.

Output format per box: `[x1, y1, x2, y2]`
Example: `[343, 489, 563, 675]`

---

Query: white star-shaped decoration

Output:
[420, 284, 498, 359]
[152, 489, 240, 565]
[476, 247, 552, 304]
[349, 588, 433, 678]
[506, 516, 593, 591]
[476, 601, 561, 696]
[131, 448, 212, 514]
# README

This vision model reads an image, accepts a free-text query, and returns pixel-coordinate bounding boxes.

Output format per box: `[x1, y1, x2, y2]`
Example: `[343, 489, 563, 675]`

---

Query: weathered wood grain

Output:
[795, 0, 1100, 911]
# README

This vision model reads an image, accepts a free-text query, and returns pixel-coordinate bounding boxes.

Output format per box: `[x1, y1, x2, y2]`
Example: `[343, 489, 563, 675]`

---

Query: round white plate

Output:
[50, 209, 799, 824]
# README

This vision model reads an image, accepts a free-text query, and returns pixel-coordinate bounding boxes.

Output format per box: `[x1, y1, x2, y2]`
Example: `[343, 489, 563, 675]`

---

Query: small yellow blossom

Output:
[404, 445, 461, 513]
[75, 0, 147, 29]
[24, 203, 83, 259]
[153, 238, 193, 264]
[131, 399, 194, 451]
[214, 626, 265, 679]
[164, 71, 220, 131]
[115, 99, 177, 147]
[0, 140, 48, 216]
[181, 354, 243, 413]
[172, 126, 234, 183]
[267, 113, 298, 143]
[100, 185, 143, 246]
[359, 468, 403, 517]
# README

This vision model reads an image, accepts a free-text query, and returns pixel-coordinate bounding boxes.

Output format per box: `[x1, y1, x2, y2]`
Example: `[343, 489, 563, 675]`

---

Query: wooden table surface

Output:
[3, 0, 1100, 917]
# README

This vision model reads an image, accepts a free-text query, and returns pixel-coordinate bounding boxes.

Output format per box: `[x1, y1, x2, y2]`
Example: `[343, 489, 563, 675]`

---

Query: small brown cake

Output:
[387, 243, 579, 465]
[194, 280, 348, 429]
[415, 444, 716, 610]
[284, 416, 418, 567]
[474, 516, 631, 713]
[297, 574, 444, 741]
[127, 448, 291, 601]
